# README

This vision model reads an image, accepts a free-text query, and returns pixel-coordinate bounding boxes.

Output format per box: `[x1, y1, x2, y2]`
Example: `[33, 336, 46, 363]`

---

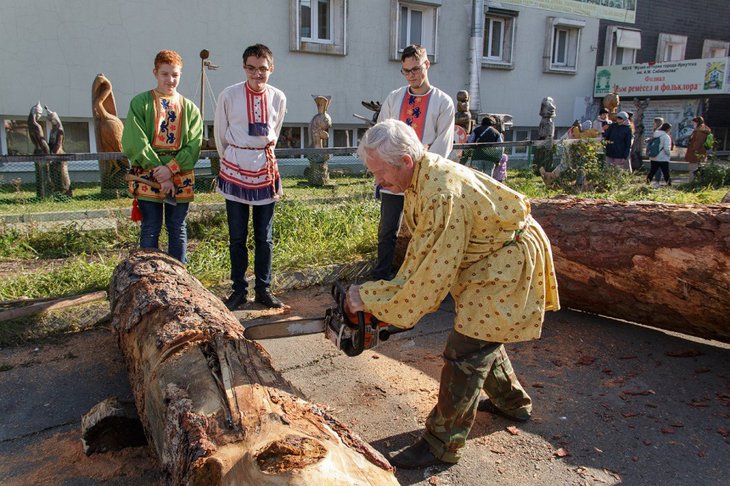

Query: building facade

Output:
[1, 1, 636, 160]
[594, 0, 730, 150]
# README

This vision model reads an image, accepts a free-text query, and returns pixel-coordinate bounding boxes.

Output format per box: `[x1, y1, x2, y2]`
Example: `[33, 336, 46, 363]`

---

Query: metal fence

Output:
[0, 141, 541, 233]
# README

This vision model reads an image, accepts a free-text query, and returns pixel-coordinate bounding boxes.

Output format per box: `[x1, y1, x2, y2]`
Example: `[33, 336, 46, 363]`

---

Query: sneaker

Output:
[388, 438, 449, 469]
[477, 398, 530, 422]
[255, 290, 284, 309]
[224, 290, 248, 311]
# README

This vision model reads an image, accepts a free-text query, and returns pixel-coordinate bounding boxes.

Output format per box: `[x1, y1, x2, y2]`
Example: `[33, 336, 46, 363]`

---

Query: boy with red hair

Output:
[122, 49, 202, 263]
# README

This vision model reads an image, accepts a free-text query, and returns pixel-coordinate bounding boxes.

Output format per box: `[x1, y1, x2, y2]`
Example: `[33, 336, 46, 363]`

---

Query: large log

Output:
[109, 250, 397, 485]
[531, 199, 730, 342]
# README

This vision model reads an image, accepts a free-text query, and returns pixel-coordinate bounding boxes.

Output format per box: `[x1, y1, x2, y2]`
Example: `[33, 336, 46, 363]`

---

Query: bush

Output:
[690, 160, 730, 189]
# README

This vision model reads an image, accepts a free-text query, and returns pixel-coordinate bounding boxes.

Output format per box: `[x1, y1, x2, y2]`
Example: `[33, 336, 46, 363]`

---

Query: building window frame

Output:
[289, 0, 347, 56]
[544, 17, 584, 74]
[656, 33, 687, 62]
[702, 39, 730, 58]
[603, 26, 641, 66]
[482, 8, 517, 70]
[390, 0, 440, 62]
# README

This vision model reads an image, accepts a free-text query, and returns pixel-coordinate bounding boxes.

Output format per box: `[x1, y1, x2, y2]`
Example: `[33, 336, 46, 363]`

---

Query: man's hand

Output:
[159, 179, 175, 197]
[345, 284, 365, 314]
[152, 165, 172, 183]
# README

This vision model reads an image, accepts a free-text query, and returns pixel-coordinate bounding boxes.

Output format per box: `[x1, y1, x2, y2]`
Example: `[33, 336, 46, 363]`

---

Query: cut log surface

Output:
[531, 199, 730, 342]
[109, 250, 397, 485]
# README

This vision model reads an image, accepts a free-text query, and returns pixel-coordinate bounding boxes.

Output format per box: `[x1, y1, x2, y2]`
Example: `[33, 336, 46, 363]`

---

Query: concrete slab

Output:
[1, 290, 728, 485]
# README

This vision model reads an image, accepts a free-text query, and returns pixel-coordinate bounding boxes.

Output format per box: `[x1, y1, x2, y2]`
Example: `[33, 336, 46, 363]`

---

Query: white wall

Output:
[0, 0, 598, 130]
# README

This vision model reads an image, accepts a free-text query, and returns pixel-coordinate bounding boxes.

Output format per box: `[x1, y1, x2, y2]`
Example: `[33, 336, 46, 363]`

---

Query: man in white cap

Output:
[602, 111, 633, 171]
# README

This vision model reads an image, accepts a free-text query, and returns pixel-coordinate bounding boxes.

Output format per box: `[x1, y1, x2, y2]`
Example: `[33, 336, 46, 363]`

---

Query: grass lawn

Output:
[0, 169, 726, 301]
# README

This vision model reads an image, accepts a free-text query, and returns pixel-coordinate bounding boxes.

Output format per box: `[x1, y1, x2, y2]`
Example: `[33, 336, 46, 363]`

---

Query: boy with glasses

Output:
[214, 44, 287, 310]
[372, 44, 455, 281]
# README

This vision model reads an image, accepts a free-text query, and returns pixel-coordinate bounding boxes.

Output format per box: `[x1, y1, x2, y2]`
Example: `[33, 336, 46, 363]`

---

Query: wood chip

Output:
[554, 448, 571, 458]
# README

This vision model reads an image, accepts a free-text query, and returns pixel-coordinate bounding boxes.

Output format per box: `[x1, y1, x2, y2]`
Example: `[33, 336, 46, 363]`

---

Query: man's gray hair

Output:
[357, 119, 426, 167]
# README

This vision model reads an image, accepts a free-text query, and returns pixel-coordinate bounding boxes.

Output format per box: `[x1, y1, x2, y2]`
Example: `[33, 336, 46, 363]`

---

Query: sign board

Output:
[501, 0, 636, 23]
[595, 57, 730, 97]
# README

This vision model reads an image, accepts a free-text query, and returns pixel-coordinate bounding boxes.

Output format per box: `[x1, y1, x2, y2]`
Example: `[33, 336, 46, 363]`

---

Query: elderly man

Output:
[348, 119, 560, 468]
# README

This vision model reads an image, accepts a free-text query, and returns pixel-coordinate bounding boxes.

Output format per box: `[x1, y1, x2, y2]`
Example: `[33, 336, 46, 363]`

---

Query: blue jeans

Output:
[372, 192, 404, 280]
[138, 200, 190, 263]
[226, 199, 275, 293]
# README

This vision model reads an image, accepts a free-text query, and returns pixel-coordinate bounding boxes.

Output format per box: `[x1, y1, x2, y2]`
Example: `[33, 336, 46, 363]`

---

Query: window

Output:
[656, 33, 687, 62]
[544, 17, 584, 74]
[333, 129, 351, 147]
[390, 1, 440, 62]
[482, 9, 517, 68]
[290, 0, 347, 56]
[2, 119, 90, 155]
[62, 122, 90, 153]
[552, 28, 569, 65]
[4, 119, 34, 156]
[702, 39, 730, 58]
[604, 26, 641, 66]
[300, 0, 332, 43]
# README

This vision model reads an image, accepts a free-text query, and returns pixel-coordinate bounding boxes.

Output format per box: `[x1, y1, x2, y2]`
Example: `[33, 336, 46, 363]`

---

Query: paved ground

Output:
[0, 286, 728, 485]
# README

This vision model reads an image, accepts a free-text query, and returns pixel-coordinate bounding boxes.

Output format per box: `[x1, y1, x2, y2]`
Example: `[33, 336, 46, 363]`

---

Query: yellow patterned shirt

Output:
[360, 153, 559, 343]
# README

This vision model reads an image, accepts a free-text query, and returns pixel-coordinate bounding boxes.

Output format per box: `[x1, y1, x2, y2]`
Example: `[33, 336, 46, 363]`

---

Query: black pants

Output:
[372, 192, 404, 280]
[647, 161, 670, 184]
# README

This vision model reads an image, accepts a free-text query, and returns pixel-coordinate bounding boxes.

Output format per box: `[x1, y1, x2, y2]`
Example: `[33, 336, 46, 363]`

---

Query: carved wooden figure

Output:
[45, 105, 72, 196]
[28, 102, 53, 198]
[306, 95, 333, 186]
[92, 73, 128, 193]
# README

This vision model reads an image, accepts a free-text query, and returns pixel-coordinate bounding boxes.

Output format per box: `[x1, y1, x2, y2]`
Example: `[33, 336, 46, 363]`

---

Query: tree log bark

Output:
[109, 250, 397, 485]
[531, 199, 730, 343]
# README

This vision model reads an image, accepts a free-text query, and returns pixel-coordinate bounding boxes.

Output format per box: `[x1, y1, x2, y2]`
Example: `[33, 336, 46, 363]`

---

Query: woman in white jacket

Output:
[646, 122, 673, 186]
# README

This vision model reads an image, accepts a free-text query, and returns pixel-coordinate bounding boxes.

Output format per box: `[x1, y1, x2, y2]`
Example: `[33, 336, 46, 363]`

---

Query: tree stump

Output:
[109, 250, 397, 485]
[531, 199, 730, 342]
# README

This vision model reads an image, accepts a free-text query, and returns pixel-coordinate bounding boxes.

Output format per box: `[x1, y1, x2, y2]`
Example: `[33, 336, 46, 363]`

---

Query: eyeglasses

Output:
[244, 65, 270, 75]
[400, 62, 426, 76]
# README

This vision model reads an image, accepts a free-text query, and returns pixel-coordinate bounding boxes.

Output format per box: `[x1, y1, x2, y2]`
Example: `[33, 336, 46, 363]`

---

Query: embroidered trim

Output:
[245, 83, 269, 136]
[151, 91, 184, 151]
[398, 89, 432, 141]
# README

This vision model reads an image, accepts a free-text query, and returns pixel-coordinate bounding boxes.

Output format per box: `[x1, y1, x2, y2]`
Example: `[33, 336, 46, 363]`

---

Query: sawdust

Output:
[0, 431, 158, 485]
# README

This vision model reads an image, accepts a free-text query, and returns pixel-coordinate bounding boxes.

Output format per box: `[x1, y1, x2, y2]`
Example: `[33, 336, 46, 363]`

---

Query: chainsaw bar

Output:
[243, 315, 327, 340]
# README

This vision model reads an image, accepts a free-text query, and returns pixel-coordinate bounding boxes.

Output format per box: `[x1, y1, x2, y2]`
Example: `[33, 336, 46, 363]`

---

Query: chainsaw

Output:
[242, 282, 407, 356]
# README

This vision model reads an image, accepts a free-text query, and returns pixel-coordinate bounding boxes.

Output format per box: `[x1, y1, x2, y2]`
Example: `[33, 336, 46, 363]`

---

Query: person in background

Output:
[603, 111, 633, 172]
[648, 117, 665, 183]
[122, 49, 202, 264]
[467, 116, 503, 176]
[215, 44, 287, 310]
[372, 43, 454, 281]
[646, 122, 673, 187]
[593, 107, 612, 133]
[685, 116, 712, 183]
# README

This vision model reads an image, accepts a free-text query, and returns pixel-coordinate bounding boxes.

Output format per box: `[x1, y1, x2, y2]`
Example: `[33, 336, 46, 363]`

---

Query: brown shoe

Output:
[388, 439, 449, 469]
[477, 398, 530, 422]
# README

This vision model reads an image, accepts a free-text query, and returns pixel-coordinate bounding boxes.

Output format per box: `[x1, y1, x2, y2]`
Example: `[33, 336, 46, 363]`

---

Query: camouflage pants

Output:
[423, 330, 532, 463]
